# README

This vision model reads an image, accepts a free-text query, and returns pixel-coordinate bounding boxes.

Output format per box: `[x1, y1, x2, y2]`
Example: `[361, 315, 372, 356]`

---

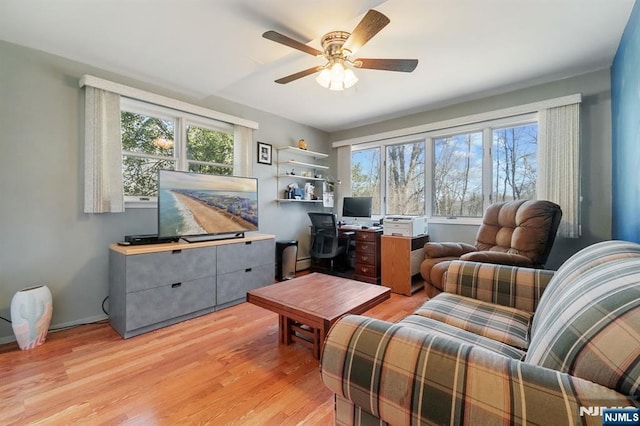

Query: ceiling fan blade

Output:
[263, 30, 323, 57]
[275, 66, 324, 84]
[354, 58, 418, 72]
[342, 9, 390, 55]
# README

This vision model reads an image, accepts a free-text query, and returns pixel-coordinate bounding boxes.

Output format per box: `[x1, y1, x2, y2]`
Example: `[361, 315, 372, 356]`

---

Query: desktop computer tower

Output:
[276, 240, 298, 281]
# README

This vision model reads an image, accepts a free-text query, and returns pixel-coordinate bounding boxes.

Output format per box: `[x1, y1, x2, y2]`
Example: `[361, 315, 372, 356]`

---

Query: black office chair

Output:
[308, 212, 353, 272]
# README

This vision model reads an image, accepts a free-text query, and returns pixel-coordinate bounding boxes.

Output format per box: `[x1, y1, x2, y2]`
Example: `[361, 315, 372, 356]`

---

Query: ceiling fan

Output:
[263, 9, 418, 90]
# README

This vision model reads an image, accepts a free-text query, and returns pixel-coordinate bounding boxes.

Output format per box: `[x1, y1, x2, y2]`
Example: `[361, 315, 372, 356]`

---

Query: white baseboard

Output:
[297, 258, 311, 271]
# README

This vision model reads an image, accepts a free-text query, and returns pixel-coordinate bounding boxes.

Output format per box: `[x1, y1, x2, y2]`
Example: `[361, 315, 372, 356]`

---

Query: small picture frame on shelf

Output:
[257, 142, 272, 165]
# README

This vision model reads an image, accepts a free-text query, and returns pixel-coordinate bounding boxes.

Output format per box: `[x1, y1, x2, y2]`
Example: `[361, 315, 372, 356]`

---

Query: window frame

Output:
[120, 98, 235, 208]
[349, 113, 538, 225]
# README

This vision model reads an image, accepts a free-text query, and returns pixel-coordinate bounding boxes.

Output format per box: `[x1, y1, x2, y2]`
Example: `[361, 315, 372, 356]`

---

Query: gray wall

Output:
[0, 41, 329, 343]
[330, 69, 614, 270]
[0, 38, 615, 343]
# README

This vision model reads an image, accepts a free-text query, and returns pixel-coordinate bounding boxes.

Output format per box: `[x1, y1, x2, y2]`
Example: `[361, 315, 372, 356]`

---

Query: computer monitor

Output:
[341, 196, 372, 223]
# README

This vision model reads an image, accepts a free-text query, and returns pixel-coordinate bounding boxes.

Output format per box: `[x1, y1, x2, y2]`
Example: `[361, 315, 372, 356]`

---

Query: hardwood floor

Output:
[0, 276, 428, 425]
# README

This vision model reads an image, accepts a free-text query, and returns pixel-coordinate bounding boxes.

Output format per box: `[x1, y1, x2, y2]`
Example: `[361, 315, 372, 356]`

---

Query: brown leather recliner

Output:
[420, 199, 562, 296]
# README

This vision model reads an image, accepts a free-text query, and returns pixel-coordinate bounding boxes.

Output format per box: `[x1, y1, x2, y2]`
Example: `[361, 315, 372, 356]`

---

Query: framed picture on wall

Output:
[257, 142, 272, 165]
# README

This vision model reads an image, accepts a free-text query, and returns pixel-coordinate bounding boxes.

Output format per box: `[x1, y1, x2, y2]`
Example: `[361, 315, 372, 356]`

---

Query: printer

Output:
[383, 215, 428, 237]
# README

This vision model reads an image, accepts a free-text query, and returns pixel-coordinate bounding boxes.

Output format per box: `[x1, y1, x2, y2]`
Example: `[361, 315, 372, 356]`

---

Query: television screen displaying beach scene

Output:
[158, 170, 258, 239]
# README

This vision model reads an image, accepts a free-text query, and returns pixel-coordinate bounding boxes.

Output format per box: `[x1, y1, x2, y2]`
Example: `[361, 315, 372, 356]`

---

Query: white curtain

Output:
[84, 87, 123, 213]
[537, 103, 580, 238]
[233, 125, 253, 176]
[335, 145, 352, 214]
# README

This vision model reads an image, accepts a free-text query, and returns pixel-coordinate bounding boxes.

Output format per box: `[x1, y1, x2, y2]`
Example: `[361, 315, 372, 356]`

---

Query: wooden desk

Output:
[381, 234, 429, 295]
[351, 228, 383, 284]
[309, 227, 382, 284]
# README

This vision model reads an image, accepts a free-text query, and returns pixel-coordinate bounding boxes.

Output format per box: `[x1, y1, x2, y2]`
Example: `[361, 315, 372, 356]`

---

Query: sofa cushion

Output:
[414, 293, 532, 350]
[526, 241, 640, 398]
[399, 314, 526, 360]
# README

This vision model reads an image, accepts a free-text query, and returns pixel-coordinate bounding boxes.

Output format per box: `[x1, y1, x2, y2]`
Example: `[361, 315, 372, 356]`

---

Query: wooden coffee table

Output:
[247, 273, 391, 359]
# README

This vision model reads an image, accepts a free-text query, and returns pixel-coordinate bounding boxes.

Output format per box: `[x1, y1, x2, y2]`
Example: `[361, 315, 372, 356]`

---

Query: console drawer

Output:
[126, 276, 216, 330]
[216, 263, 274, 306]
[217, 239, 275, 275]
[126, 247, 216, 292]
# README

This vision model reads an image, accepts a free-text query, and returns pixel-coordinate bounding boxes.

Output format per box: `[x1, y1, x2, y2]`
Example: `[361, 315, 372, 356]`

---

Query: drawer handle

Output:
[172, 249, 182, 254]
[245, 241, 252, 245]
[361, 267, 369, 273]
[171, 283, 182, 288]
[245, 268, 252, 272]
[362, 256, 369, 262]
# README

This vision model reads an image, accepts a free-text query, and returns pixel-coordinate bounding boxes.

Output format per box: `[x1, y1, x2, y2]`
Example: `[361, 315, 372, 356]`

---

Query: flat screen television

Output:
[158, 170, 258, 242]
[342, 196, 372, 223]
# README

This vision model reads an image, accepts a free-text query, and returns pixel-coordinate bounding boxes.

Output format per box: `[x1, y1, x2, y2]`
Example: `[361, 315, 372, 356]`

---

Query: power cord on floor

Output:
[0, 297, 109, 333]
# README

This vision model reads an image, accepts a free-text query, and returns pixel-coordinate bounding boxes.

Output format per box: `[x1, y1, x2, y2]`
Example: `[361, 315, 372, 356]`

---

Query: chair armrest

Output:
[460, 251, 534, 267]
[444, 260, 555, 312]
[321, 315, 637, 426]
[424, 242, 477, 258]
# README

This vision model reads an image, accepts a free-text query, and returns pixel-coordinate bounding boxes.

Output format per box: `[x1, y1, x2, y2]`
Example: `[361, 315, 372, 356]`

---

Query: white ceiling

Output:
[0, 0, 634, 133]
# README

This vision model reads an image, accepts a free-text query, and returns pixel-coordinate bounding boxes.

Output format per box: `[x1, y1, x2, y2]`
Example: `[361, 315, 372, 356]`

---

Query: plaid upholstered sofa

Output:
[321, 240, 640, 425]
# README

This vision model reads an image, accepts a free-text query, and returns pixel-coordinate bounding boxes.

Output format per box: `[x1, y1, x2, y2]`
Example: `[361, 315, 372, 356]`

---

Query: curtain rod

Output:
[79, 74, 259, 130]
[332, 93, 581, 147]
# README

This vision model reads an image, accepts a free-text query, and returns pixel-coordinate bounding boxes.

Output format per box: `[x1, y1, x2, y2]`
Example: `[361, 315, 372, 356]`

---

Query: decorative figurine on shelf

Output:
[304, 182, 315, 200]
[298, 139, 307, 150]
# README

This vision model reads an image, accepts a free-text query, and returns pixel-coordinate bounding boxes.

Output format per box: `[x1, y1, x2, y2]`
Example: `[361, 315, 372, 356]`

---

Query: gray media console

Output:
[108, 233, 276, 338]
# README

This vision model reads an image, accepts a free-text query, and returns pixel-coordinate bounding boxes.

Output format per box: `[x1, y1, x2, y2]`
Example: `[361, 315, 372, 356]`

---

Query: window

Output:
[387, 141, 425, 215]
[492, 123, 537, 203]
[433, 132, 483, 217]
[121, 99, 234, 203]
[349, 117, 538, 221]
[351, 147, 381, 215]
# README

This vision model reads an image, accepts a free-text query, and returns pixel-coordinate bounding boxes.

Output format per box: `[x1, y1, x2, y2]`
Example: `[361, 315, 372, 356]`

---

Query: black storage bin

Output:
[275, 240, 298, 281]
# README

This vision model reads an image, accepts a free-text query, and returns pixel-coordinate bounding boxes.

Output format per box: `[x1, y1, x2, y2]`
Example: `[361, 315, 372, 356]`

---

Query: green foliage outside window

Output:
[121, 111, 235, 197]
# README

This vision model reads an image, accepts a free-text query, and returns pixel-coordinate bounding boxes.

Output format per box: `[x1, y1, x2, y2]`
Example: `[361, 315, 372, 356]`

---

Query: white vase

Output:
[10, 285, 53, 350]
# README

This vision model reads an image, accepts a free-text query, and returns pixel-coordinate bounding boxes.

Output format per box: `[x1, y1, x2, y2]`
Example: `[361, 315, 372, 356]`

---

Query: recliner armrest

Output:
[444, 260, 555, 312]
[460, 251, 534, 267]
[321, 315, 637, 426]
[424, 242, 477, 258]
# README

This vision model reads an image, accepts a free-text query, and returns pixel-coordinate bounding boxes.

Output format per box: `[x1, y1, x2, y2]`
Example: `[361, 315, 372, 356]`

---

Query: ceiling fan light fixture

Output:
[316, 61, 358, 91]
[315, 68, 332, 88]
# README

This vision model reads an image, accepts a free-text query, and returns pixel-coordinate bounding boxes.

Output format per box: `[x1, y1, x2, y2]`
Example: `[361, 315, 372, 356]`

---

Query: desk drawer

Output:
[356, 241, 377, 254]
[356, 231, 378, 242]
[355, 252, 377, 266]
[354, 263, 379, 278]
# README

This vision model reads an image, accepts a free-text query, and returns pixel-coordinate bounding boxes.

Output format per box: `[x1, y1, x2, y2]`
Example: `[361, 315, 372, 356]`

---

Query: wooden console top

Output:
[109, 233, 275, 255]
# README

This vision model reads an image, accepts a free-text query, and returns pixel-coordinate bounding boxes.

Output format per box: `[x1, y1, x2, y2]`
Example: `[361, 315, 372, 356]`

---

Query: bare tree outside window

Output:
[351, 148, 381, 214]
[433, 133, 483, 217]
[386, 141, 425, 215]
[492, 123, 537, 202]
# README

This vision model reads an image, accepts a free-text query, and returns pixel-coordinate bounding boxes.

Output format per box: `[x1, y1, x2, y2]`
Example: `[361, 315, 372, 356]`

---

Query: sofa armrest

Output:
[444, 260, 555, 312]
[424, 242, 477, 258]
[460, 251, 534, 267]
[321, 315, 638, 426]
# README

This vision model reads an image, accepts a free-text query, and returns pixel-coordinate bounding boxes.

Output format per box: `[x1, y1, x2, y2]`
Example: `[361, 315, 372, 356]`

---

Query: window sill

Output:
[124, 197, 157, 209]
[428, 217, 482, 226]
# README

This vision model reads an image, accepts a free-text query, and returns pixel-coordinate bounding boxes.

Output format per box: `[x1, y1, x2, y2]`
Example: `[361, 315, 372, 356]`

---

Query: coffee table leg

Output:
[279, 315, 293, 345]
